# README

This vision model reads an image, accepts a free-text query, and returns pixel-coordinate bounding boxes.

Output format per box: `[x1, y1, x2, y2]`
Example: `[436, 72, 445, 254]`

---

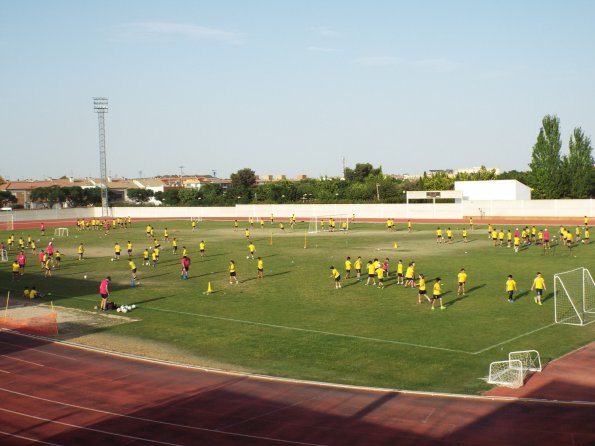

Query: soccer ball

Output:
[121, 308, 128, 313]
[116, 307, 121, 312]
[84, 275, 87, 279]
[246, 255, 250, 259]
[131, 304, 136, 309]
[111, 258, 114, 262]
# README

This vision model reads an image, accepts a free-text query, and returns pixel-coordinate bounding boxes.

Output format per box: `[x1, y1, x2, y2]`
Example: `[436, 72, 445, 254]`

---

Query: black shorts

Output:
[419, 290, 427, 295]
[368, 274, 375, 278]
[508, 291, 514, 298]
[128, 250, 132, 254]
[100, 293, 108, 299]
[230, 272, 236, 277]
[458, 282, 465, 287]
[335, 276, 341, 282]
[378, 278, 383, 283]
[432, 294, 441, 300]
[356, 269, 361, 273]
[397, 273, 403, 277]
[131, 269, 137, 273]
[346, 269, 351, 274]
[258, 268, 263, 272]
[536, 289, 543, 296]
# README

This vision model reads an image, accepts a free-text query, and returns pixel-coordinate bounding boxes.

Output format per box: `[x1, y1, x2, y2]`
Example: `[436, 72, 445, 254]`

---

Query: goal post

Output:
[509, 350, 542, 372]
[0, 212, 14, 231]
[190, 216, 203, 222]
[488, 359, 524, 389]
[54, 227, 69, 237]
[0, 249, 7, 262]
[308, 214, 350, 234]
[554, 267, 595, 326]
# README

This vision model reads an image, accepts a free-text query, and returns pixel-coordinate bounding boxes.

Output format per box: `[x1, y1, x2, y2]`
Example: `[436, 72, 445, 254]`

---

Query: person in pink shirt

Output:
[181, 256, 191, 280]
[99, 277, 111, 311]
[46, 242, 54, 258]
[17, 251, 26, 275]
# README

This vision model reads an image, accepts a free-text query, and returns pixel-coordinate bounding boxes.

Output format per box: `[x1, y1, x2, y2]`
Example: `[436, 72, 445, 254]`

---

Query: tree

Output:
[529, 115, 564, 199]
[62, 186, 87, 207]
[158, 189, 181, 206]
[127, 188, 154, 204]
[420, 172, 454, 191]
[564, 128, 594, 198]
[455, 166, 498, 181]
[230, 168, 257, 190]
[0, 190, 16, 207]
[177, 188, 200, 205]
[344, 163, 382, 182]
[84, 187, 103, 205]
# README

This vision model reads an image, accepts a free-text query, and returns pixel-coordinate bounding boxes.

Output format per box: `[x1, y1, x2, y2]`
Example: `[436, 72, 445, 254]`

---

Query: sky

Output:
[1, 0, 594, 181]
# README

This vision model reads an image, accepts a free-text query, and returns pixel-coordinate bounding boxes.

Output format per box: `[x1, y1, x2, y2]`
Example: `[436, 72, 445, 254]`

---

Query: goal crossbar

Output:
[554, 267, 595, 326]
[308, 214, 350, 234]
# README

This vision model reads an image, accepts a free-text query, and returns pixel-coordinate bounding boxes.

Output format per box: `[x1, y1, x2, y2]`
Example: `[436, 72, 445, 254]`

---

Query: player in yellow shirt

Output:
[436, 228, 443, 243]
[249, 216, 254, 227]
[345, 256, 352, 279]
[129, 260, 137, 281]
[492, 228, 498, 247]
[248, 242, 256, 259]
[407, 220, 412, 233]
[396, 259, 404, 284]
[114, 242, 121, 261]
[498, 230, 505, 247]
[575, 226, 581, 242]
[469, 216, 474, 230]
[30, 287, 39, 298]
[257, 257, 264, 279]
[513, 236, 521, 253]
[127, 241, 133, 259]
[584, 227, 590, 244]
[507, 230, 513, 248]
[376, 266, 385, 288]
[245, 228, 251, 238]
[229, 260, 238, 284]
[431, 278, 445, 310]
[404, 262, 416, 288]
[417, 274, 431, 304]
[181, 246, 188, 257]
[163, 228, 169, 241]
[531, 272, 546, 305]
[457, 268, 467, 296]
[566, 232, 574, 247]
[487, 224, 493, 239]
[78, 243, 84, 260]
[234, 220, 239, 231]
[365, 260, 376, 286]
[446, 228, 453, 244]
[11, 261, 20, 281]
[43, 257, 52, 278]
[506, 275, 517, 303]
[54, 250, 62, 269]
[199, 241, 206, 257]
[151, 250, 157, 267]
[354, 256, 362, 281]
[146, 225, 152, 238]
[143, 248, 150, 266]
[330, 266, 341, 289]
[462, 228, 468, 243]
[191, 220, 197, 231]
[23, 287, 30, 298]
[172, 238, 178, 255]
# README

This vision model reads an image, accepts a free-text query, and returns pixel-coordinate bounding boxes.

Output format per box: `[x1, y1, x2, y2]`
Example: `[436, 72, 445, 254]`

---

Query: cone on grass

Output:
[206, 282, 213, 295]
[393, 242, 398, 249]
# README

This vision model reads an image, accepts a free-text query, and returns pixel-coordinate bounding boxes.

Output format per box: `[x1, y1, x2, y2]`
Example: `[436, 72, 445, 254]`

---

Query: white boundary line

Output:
[0, 391, 327, 446]
[0, 428, 61, 446]
[69, 296, 558, 356]
[3, 329, 595, 407]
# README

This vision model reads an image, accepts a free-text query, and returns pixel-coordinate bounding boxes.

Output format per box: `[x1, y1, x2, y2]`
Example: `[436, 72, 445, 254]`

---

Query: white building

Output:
[455, 180, 531, 201]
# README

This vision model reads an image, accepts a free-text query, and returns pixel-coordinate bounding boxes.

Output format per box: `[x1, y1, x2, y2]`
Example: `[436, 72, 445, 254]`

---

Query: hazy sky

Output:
[1, 1, 594, 180]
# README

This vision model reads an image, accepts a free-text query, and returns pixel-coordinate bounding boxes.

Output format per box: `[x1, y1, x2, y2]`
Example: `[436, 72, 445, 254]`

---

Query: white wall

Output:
[455, 180, 531, 201]
[9, 199, 593, 223]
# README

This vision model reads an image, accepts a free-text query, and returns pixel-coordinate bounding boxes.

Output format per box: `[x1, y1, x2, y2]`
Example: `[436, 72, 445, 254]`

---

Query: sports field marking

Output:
[0, 369, 10, 374]
[0, 428, 61, 446]
[471, 322, 558, 355]
[69, 295, 558, 356]
[0, 354, 44, 367]
[0, 389, 328, 446]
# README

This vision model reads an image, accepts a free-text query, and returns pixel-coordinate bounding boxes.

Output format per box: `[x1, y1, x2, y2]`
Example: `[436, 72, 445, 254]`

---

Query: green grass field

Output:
[1, 219, 594, 394]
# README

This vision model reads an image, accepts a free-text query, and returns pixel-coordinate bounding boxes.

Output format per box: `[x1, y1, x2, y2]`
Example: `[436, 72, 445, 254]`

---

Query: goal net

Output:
[54, 227, 69, 237]
[0, 249, 7, 262]
[0, 212, 14, 231]
[488, 359, 524, 389]
[554, 267, 595, 326]
[308, 214, 350, 234]
[487, 350, 541, 388]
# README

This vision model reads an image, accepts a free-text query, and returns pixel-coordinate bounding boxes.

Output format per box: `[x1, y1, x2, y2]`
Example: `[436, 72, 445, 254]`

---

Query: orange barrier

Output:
[0, 312, 58, 336]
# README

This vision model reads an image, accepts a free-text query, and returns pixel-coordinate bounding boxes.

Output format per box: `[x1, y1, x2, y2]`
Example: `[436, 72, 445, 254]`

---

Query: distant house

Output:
[0, 178, 94, 208]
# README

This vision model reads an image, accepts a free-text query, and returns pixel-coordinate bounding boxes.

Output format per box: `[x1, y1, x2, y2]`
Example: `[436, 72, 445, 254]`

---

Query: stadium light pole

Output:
[93, 97, 110, 217]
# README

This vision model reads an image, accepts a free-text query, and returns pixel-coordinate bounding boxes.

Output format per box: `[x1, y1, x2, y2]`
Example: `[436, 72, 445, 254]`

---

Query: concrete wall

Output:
[455, 180, 531, 201]
[7, 199, 593, 223]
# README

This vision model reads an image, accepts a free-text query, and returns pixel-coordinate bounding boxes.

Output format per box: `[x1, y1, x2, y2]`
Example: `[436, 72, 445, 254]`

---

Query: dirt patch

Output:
[3, 300, 251, 371]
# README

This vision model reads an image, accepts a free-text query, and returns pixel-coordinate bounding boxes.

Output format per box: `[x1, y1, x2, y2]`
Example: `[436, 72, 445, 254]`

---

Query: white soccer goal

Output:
[554, 267, 595, 326]
[0, 212, 14, 231]
[308, 214, 350, 234]
[190, 216, 203, 222]
[54, 227, 69, 237]
[0, 249, 7, 262]
[509, 350, 542, 373]
[488, 359, 525, 389]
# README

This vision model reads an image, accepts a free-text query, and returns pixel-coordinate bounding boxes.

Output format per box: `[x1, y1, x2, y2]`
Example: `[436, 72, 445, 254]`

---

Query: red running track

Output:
[0, 330, 594, 446]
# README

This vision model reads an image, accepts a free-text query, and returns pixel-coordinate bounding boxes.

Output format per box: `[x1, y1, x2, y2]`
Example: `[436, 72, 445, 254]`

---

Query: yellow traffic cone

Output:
[206, 282, 213, 295]
[393, 242, 398, 248]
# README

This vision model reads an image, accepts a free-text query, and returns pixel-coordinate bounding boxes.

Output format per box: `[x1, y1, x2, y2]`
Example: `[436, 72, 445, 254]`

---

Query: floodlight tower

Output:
[93, 97, 110, 217]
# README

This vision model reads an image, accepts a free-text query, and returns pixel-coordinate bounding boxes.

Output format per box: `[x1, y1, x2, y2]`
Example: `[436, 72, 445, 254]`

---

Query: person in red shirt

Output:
[17, 251, 26, 275]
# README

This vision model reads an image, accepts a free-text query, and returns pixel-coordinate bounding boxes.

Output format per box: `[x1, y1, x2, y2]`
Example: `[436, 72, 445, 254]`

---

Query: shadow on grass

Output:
[512, 290, 530, 302]
[132, 294, 174, 305]
[466, 284, 486, 293]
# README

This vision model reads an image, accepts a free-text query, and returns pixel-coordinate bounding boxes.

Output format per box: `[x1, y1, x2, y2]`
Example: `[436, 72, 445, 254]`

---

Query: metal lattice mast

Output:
[93, 97, 109, 217]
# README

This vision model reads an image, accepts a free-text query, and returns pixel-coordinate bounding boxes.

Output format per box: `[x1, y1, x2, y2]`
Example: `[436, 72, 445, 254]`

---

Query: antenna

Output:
[179, 166, 184, 176]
